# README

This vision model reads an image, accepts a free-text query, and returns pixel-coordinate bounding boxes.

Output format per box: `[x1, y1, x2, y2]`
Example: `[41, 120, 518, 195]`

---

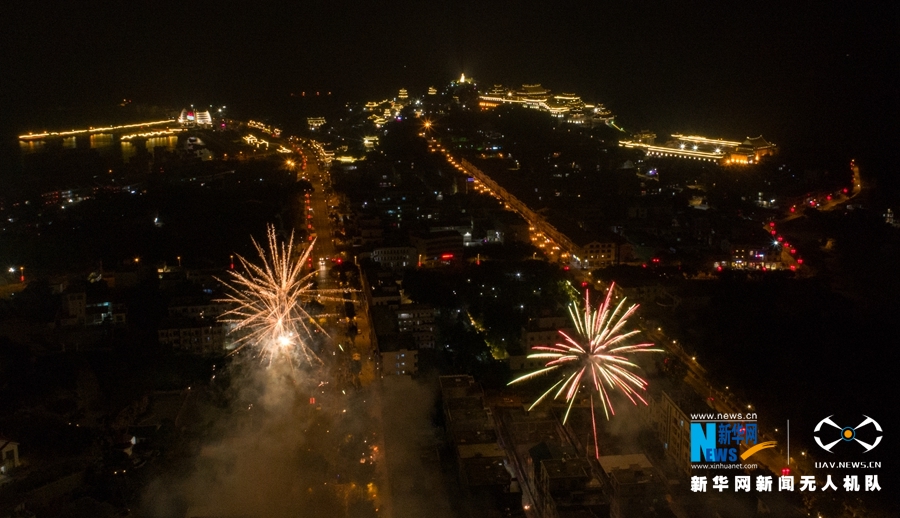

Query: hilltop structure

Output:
[478, 83, 615, 127]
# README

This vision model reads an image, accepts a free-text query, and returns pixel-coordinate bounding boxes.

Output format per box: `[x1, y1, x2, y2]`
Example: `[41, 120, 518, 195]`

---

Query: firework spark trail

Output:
[217, 225, 351, 366]
[509, 283, 661, 456]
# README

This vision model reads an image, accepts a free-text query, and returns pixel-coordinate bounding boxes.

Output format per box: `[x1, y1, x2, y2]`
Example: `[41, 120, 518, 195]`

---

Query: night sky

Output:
[3, 1, 895, 170]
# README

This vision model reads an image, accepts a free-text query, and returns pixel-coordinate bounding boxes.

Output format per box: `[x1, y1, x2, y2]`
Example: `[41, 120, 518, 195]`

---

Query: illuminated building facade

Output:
[725, 136, 778, 164]
[247, 120, 281, 137]
[517, 83, 551, 110]
[363, 100, 393, 127]
[178, 109, 212, 128]
[479, 84, 616, 127]
[195, 110, 212, 126]
[619, 133, 777, 165]
[579, 238, 623, 267]
[727, 243, 782, 270]
[307, 117, 326, 130]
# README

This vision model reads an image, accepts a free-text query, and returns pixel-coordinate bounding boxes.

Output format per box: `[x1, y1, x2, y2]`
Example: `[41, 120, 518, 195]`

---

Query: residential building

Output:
[84, 301, 127, 326]
[370, 246, 417, 269]
[598, 454, 671, 518]
[61, 291, 126, 327]
[729, 243, 782, 270]
[157, 318, 227, 354]
[381, 348, 417, 376]
[370, 285, 401, 308]
[358, 219, 384, 246]
[578, 237, 624, 267]
[62, 292, 86, 324]
[409, 230, 464, 262]
[167, 297, 229, 319]
[0, 438, 20, 475]
[611, 279, 669, 303]
[639, 387, 709, 476]
[438, 376, 512, 491]
[395, 304, 436, 348]
[526, 441, 578, 497]
[538, 458, 607, 518]
[521, 316, 572, 351]
[508, 355, 546, 372]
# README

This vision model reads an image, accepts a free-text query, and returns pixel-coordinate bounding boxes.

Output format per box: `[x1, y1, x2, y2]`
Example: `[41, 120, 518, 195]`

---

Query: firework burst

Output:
[217, 225, 351, 366]
[509, 283, 661, 456]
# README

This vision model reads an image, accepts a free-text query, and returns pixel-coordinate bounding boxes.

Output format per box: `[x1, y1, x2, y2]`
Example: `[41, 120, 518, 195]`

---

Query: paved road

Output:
[295, 142, 392, 517]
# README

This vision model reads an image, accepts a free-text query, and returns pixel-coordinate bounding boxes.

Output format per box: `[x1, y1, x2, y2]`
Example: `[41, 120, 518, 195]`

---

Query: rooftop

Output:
[461, 456, 511, 487]
[453, 429, 498, 444]
[457, 442, 506, 459]
[528, 440, 578, 466]
[440, 375, 483, 399]
[597, 453, 654, 475]
[542, 458, 592, 480]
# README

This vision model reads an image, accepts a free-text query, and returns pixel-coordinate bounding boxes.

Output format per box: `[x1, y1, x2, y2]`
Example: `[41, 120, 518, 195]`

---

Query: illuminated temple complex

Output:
[478, 83, 616, 127]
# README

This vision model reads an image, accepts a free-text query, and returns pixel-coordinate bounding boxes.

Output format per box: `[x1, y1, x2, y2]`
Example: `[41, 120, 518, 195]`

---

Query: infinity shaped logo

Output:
[814, 415, 882, 453]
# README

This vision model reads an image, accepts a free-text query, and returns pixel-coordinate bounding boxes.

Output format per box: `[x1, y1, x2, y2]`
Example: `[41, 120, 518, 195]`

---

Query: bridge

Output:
[18, 119, 178, 142]
[457, 157, 589, 266]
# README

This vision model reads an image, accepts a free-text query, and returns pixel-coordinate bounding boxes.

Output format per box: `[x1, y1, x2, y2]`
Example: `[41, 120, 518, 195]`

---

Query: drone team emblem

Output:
[814, 415, 882, 453]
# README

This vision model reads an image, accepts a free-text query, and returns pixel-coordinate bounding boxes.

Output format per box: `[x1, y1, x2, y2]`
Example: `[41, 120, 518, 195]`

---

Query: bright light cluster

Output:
[510, 284, 660, 456]
[19, 119, 175, 140]
[217, 225, 349, 366]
